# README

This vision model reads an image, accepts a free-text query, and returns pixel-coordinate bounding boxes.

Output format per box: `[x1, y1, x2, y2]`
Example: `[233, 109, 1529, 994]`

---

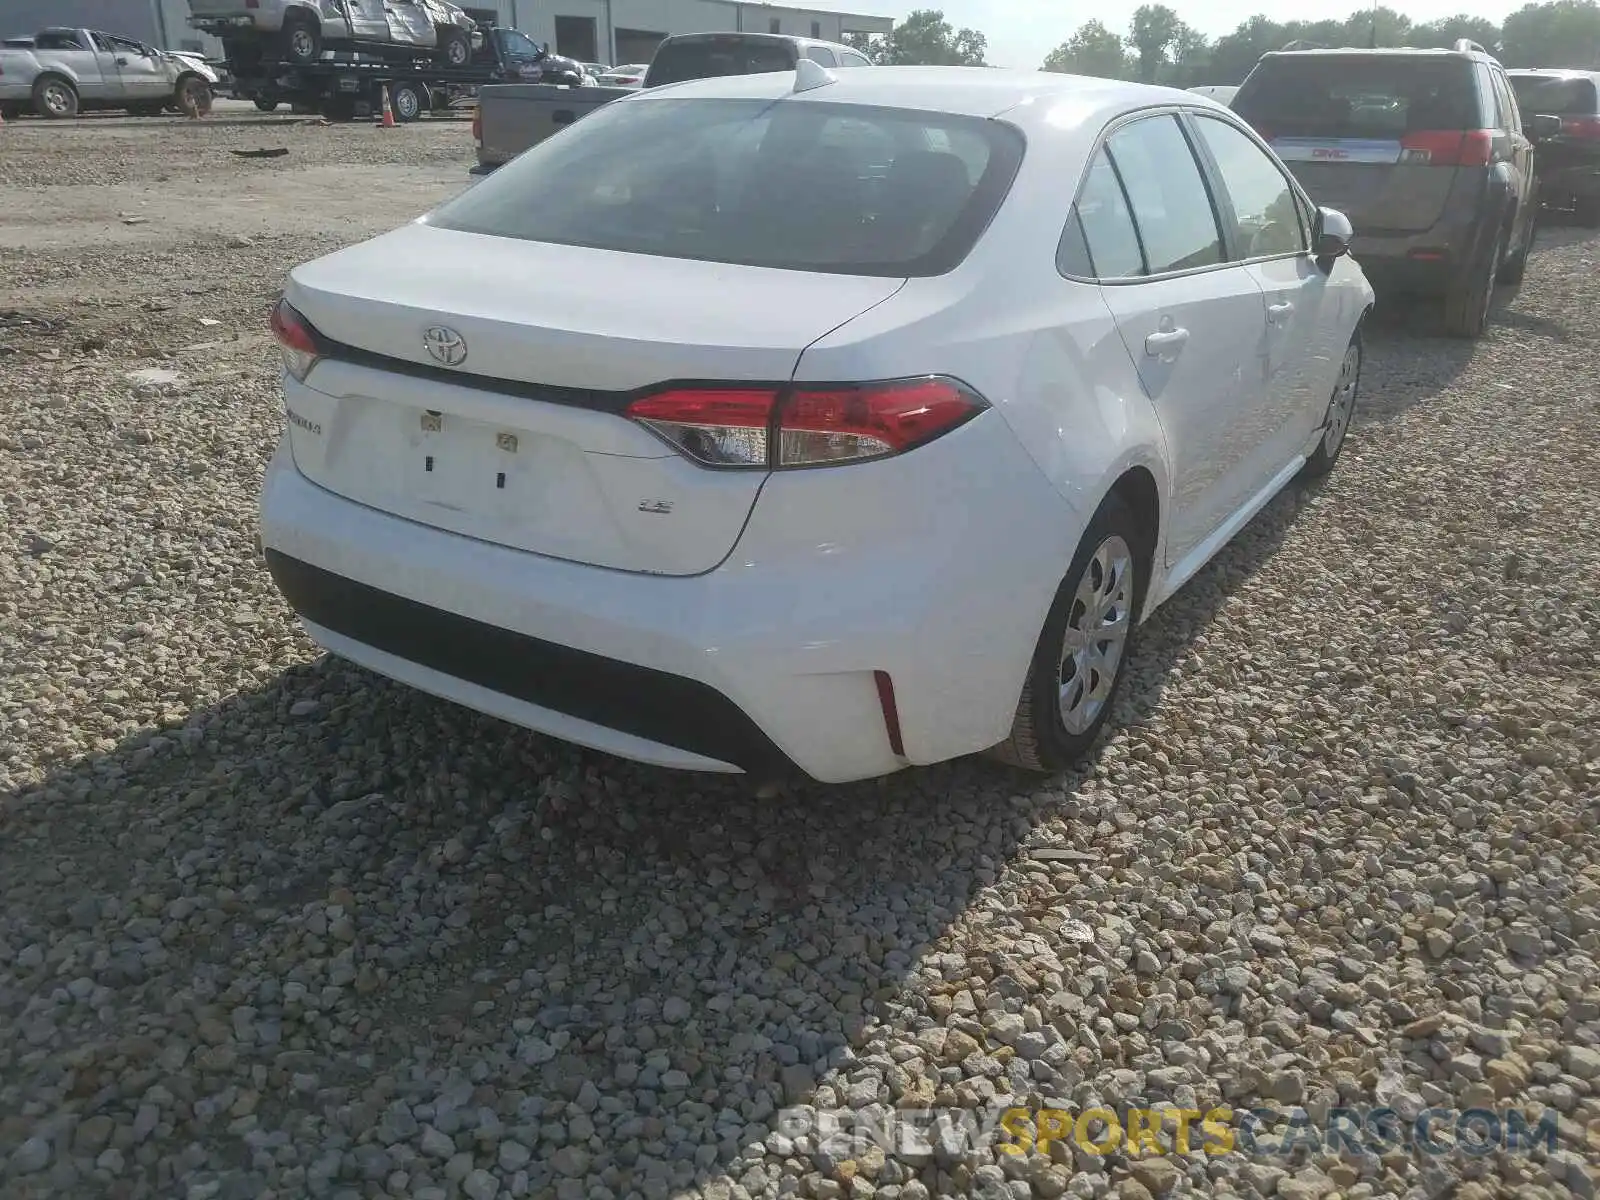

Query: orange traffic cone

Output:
[378, 84, 397, 128]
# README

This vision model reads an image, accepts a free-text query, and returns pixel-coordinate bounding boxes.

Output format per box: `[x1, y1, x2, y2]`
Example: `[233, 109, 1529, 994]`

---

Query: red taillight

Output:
[269, 297, 323, 382]
[1400, 129, 1493, 166]
[624, 376, 988, 469]
[471, 106, 482, 142]
[1560, 115, 1600, 138]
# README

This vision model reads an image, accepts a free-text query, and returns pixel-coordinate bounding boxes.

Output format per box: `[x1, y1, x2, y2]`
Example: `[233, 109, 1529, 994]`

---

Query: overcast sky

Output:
[841, 0, 1512, 69]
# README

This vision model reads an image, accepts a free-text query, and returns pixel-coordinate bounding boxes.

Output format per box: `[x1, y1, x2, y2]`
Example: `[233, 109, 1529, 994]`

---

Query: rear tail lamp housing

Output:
[624, 376, 989, 469]
[269, 296, 325, 382]
[1400, 129, 1494, 166]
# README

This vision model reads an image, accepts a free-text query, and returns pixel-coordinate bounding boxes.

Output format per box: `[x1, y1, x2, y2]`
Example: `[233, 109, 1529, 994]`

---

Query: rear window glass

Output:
[1510, 75, 1598, 115]
[426, 97, 1024, 277]
[645, 38, 795, 86]
[1234, 58, 1479, 138]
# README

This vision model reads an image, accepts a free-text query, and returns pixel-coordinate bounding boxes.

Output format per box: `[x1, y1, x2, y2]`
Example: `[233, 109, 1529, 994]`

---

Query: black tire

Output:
[0, 103, 22, 122]
[436, 28, 471, 67]
[32, 75, 78, 119]
[1300, 331, 1362, 480]
[1499, 206, 1535, 285]
[254, 97, 281, 113]
[319, 96, 356, 122]
[388, 80, 426, 123]
[1576, 196, 1600, 229]
[1441, 225, 1502, 339]
[989, 494, 1148, 773]
[176, 75, 213, 116]
[282, 16, 322, 65]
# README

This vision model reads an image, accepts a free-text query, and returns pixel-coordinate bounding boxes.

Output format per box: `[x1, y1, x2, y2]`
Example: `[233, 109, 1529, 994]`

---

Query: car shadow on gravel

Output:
[0, 496, 1311, 1196]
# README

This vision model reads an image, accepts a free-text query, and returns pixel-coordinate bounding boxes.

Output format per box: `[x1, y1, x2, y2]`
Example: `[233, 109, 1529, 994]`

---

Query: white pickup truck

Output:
[0, 27, 218, 119]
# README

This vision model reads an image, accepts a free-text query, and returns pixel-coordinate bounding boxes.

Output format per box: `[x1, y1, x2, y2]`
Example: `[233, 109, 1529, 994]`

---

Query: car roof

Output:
[1507, 67, 1600, 77]
[1256, 46, 1494, 61]
[637, 64, 1200, 122]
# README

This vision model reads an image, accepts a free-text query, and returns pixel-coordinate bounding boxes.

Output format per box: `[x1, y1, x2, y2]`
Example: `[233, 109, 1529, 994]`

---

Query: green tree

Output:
[1406, 13, 1502, 48]
[1339, 5, 1413, 47]
[1500, 0, 1600, 66]
[1168, 23, 1212, 84]
[876, 9, 988, 66]
[1042, 18, 1131, 78]
[1129, 3, 1183, 81]
[840, 31, 887, 62]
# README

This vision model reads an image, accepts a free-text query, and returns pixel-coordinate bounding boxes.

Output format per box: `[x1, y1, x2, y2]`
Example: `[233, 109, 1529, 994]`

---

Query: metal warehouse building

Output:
[0, 1, 892, 67]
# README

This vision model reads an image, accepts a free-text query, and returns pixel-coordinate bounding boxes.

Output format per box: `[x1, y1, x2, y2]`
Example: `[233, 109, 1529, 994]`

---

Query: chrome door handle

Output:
[1268, 301, 1295, 322]
[1144, 327, 1190, 356]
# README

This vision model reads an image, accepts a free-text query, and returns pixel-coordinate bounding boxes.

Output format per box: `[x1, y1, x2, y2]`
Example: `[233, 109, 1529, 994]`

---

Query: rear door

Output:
[1233, 54, 1481, 236]
[35, 29, 108, 97]
[338, 0, 391, 43]
[1063, 113, 1273, 563]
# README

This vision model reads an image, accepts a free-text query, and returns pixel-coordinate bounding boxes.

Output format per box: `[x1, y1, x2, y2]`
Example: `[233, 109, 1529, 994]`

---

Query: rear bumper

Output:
[1537, 163, 1600, 201]
[258, 423, 1076, 783]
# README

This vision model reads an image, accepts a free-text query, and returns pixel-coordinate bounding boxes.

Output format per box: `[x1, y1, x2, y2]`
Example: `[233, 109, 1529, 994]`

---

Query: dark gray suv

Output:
[1233, 40, 1541, 338]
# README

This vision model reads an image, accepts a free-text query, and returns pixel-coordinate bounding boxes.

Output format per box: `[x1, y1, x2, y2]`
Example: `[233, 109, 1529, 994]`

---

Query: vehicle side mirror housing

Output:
[1313, 206, 1353, 269]
[1527, 113, 1563, 139]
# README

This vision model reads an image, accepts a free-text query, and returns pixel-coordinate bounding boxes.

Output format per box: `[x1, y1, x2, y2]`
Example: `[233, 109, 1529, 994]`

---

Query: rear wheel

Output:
[32, 75, 78, 119]
[254, 96, 280, 113]
[990, 495, 1146, 773]
[282, 16, 322, 65]
[1441, 225, 1502, 339]
[388, 80, 426, 122]
[1300, 333, 1361, 480]
[436, 28, 471, 67]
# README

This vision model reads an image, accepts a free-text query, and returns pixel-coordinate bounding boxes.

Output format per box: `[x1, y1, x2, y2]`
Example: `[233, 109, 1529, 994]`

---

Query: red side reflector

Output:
[1400, 129, 1493, 166]
[873, 670, 905, 758]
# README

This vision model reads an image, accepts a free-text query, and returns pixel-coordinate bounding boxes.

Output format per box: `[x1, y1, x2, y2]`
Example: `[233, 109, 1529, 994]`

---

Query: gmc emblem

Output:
[1311, 147, 1349, 159]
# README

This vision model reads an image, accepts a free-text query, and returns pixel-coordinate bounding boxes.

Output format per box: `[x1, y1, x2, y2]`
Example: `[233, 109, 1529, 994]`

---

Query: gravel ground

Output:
[2, 113, 1598, 1200]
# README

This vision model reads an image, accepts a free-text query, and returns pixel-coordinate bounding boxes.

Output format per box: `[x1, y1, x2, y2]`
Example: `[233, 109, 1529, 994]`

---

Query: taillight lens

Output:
[1400, 129, 1493, 166]
[625, 376, 988, 469]
[269, 297, 323, 382]
[1560, 115, 1600, 138]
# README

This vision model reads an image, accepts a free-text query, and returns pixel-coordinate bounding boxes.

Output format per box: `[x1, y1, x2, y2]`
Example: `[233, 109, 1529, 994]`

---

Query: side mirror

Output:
[1526, 113, 1563, 140]
[1313, 206, 1353, 269]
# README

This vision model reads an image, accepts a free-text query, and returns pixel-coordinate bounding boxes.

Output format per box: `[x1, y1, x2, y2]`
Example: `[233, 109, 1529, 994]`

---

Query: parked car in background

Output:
[596, 63, 648, 88]
[186, 0, 480, 69]
[262, 66, 1371, 783]
[0, 26, 217, 119]
[1508, 69, 1600, 227]
[1187, 84, 1238, 105]
[1233, 39, 1541, 338]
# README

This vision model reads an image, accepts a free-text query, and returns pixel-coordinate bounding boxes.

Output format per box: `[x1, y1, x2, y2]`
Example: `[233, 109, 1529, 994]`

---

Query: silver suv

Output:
[187, 0, 479, 68]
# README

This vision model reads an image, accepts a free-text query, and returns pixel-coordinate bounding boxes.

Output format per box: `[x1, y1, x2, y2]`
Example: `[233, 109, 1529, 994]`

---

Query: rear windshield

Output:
[1509, 74, 1598, 115]
[426, 97, 1024, 277]
[1234, 57, 1479, 138]
[645, 37, 796, 86]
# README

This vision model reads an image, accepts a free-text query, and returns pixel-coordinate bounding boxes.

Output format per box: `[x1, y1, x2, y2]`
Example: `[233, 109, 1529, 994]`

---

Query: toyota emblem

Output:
[423, 325, 468, 367]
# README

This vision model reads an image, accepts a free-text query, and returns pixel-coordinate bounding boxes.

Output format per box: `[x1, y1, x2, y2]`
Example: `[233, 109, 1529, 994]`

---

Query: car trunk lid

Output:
[281, 223, 904, 576]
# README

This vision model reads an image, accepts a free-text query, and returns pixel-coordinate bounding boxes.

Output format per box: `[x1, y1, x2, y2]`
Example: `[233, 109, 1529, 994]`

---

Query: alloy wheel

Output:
[1323, 341, 1360, 457]
[1058, 534, 1134, 735]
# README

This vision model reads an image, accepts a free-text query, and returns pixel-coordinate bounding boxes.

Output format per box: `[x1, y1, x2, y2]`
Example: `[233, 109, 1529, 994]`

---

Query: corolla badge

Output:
[423, 325, 468, 367]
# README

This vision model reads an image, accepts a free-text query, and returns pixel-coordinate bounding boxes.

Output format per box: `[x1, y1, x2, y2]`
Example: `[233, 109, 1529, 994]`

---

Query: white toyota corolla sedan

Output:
[259, 64, 1374, 784]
